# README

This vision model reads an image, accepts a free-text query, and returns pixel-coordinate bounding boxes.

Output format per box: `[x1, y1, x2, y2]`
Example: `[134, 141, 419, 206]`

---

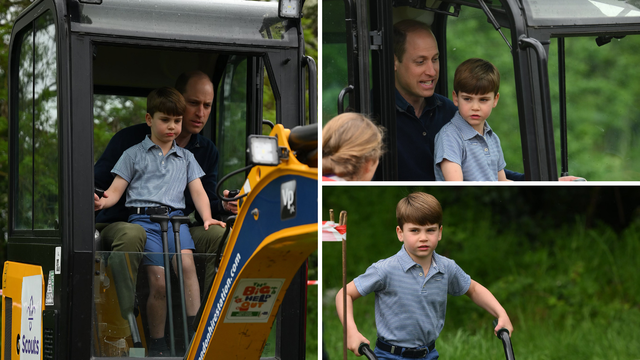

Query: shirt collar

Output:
[397, 245, 443, 273]
[184, 133, 201, 149]
[395, 88, 442, 117]
[142, 135, 181, 156]
[451, 111, 494, 140]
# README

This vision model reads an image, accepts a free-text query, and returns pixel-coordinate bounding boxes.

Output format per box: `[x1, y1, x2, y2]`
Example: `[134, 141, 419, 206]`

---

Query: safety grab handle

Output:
[358, 343, 378, 360]
[493, 319, 516, 360]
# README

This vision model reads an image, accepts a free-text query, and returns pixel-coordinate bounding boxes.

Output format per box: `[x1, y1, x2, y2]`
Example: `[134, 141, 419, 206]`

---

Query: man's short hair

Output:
[174, 70, 213, 95]
[453, 58, 500, 95]
[396, 192, 443, 229]
[393, 19, 434, 63]
[147, 87, 186, 117]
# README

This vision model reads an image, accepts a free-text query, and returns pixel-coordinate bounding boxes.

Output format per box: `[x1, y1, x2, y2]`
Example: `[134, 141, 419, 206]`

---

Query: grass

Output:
[322, 186, 640, 360]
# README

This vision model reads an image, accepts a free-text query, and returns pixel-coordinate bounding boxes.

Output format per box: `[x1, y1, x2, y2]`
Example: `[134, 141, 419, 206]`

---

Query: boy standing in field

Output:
[336, 192, 512, 359]
[94, 87, 220, 355]
[434, 58, 509, 181]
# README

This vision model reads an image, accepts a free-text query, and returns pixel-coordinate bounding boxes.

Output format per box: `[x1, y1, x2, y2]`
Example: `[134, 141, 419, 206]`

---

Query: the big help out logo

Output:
[280, 180, 297, 220]
[19, 275, 42, 359]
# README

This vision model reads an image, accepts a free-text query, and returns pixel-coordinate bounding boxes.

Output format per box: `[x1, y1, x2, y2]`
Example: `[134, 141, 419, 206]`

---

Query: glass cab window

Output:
[546, 34, 640, 180]
[445, 5, 524, 174]
[13, 10, 59, 231]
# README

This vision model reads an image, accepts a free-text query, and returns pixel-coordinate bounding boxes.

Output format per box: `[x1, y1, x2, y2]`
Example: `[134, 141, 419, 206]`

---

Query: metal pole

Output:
[170, 216, 191, 350]
[558, 37, 569, 176]
[340, 210, 348, 360]
[150, 215, 176, 356]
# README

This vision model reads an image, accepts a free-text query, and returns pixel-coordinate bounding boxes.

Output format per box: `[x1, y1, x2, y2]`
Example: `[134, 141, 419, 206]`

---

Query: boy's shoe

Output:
[148, 349, 168, 357]
[148, 337, 170, 357]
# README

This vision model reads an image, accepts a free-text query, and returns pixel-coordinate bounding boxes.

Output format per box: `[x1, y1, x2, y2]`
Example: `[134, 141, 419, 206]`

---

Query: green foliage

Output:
[323, 186, 640, 359]
[93, 95, 147, 160]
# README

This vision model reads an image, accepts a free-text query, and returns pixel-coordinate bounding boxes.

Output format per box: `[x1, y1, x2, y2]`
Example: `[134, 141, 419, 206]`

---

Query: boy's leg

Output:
[146, 265, 168, 339]
[175, 249, 200, 316]
[130, 216, 172, 353]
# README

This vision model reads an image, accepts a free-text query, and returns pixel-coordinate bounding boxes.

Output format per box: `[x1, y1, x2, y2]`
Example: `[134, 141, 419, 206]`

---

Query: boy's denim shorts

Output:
[373, 346, 439, 360]
[129, 210, 195, 267]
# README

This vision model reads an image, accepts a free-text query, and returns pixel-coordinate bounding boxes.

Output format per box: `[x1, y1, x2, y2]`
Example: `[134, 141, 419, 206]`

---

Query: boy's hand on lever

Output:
[347, 331, 370, 356]
[94, 192, 108, 211]
[494, 314, 513, 337]
[202, 218, 226, 230]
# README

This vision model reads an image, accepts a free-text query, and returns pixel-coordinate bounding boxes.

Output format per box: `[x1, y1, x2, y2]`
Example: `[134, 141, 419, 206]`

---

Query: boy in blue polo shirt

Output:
[336, 192, 513, 359]
[434, 58, 509, 181]
[94, 87, 220, 355]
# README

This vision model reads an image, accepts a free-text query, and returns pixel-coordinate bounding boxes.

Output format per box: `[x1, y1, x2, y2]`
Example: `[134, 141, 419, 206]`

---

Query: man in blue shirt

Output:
[393, 19, 463, 181]
[335, 192, 513, 359]
[94, 71, 236, 344]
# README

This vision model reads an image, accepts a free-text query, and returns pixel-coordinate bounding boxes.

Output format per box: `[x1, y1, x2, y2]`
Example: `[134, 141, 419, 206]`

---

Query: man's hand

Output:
[222, 189, 239, 214]
[347, 331, 370, 357]
[202, 218, 226, 231]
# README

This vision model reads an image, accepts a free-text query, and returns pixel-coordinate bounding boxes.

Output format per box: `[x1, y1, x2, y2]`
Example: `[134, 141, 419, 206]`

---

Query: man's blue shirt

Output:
[354, 246, 471, 348]
[95, 123, 225, 223]
[395, 90, 458, 181]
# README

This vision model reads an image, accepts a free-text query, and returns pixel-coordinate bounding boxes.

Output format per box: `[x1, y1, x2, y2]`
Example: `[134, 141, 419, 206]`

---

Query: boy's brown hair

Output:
[453, 58, 500, 96]
[147, 87, 186, 117]
[396, 192, 443, 229]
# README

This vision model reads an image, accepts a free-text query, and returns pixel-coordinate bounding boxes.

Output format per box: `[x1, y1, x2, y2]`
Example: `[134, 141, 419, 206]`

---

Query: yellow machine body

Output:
[187, 125, 317, 359]
[2, 261, 45, 360]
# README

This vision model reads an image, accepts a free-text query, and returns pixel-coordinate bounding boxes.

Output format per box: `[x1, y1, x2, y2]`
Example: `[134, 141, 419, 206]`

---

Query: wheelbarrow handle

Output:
[493, 319, 516, 360]
[358, 343, 378, 360]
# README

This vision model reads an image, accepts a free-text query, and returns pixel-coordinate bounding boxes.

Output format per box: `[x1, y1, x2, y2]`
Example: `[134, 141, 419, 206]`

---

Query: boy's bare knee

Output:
[150, 281, 167, 297]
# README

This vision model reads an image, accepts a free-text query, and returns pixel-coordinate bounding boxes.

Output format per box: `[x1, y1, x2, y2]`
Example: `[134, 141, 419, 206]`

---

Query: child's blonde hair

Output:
[322, 113, 385, 180]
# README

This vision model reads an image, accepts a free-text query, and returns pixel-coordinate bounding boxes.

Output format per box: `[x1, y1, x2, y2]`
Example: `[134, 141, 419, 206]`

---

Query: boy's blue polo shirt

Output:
[95, 123, 227, 224]
[112, 135, 205, 209]
[434, 111, 506, 181]
[395, 90, 458, 181]
[393, 90, 524, 181]
[354, 246, 471, 348]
